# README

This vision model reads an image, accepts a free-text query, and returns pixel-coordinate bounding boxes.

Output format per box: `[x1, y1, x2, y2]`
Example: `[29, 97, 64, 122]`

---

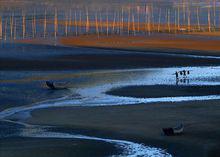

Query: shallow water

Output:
[1, 66, 220, 156]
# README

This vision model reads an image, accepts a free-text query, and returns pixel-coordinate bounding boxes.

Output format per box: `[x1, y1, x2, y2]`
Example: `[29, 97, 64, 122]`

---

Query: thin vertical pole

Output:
[44, 9, 47, 38]
[168, 9, 170, 33]
[95, 12, 99, 37]
[74, 10, 78, 36]
[112, 12, 116, 33]
[132, 13, 136, 36]
[99, 9, 103, 34]
[13, 19, 16, 40]
[86, 8, 90, 34]
[213, 0, 216, 30]
[79, 10, 82, 34]
[120, 7, 124, 35]
[65, 12, 68, 36]
[197, 7, 200, 31]
[145, 5, 148, 34]
[34, 12, 36, 36]
[106, 9, 109, 36]
[54, 8, 58, 39]
[178, 5, 180, 31]
[127, 7, 130, 35]
[208, 6, 211, 32]
[175, 9, 177, 34]
[137, 6, 140, 32]
[0, 16, 2, 40]
[4, 18, 7, 41]
[10, 13, 13, 39]
[187, 7, 191, 32]
[32, 15, 35, 38]
[69, 9, 72, 33]
[22, 11, 26, 39]
[158, 8, 161, 32]
[148, 7, 151, 35]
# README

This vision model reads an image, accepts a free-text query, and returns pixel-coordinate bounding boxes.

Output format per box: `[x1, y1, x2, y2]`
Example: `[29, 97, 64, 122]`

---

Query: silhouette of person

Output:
[175, 71, 179, 79]
[183, 70, 186, 76]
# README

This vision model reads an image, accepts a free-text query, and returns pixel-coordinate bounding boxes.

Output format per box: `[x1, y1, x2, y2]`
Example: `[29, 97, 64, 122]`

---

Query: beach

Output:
[1, 42, 220, 157]
[2, 1, 220, 157]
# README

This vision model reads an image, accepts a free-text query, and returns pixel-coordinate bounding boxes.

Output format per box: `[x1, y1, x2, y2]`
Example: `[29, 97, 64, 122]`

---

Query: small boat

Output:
[162, 124, 184, 136]
[45, 81, 68, 90]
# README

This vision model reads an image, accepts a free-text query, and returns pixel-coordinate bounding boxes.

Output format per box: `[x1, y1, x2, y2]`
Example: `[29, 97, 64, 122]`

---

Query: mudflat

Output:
[27, 100, 220, 157]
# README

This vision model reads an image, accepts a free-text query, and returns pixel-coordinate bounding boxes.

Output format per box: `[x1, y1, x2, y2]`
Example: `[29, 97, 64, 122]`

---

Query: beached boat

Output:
[163, 124, 184, 136]
[45, 81, 68, 90]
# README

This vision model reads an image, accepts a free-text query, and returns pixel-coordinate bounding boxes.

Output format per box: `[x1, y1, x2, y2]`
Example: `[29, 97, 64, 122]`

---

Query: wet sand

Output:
[27, 100, 220, 157]
[1, 42, 220, 71]
[106, 85, 220, 98]
[0, 137, 119, 157]
[59, 34, 220, 53]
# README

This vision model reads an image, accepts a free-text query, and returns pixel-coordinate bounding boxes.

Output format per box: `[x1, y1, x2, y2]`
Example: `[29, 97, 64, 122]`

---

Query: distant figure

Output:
[187, 71, 190, 75]
[180, 71, 183, 75]
[183, 70, 186, 76]
[175, 71, 179, 79]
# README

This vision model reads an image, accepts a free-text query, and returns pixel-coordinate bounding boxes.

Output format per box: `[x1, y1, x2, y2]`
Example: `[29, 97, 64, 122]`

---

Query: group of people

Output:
[175, 70, 190, 79]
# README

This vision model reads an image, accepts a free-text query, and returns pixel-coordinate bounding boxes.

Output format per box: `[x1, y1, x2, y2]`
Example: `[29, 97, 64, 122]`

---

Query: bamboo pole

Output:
[175, 9, 177, 34]
[197, 7, 200, 31]
[120, 7, 124, 35]
[168, 9, 171, 33]
[178, 5, 180, 31]
[127, 7, 130, 35]
[13, 19, 16, 40]
[137, 6, 140, 32]
[213, 0, 216, 30]
[106, 9, 109, 36]
[99, 9, 103, 34]
[112, 12, 116, 32]
[10, 13, 13, 39]
[132, 13, 136, 36]
[22, 11, 26, 39]
[208, 6, 211, 32]
[43, 9, 47, 38]
[148, 7, 151, 35]
[32, 15, 35, 38]
[0, 16, 2, 40]
[187, 6, 191, 32]
[65, 12, 68, 36]
[145, 5, 148, 34]
[4, 18, 7, 41]
[54, 8, 58, 39]
[79, 10, 82, 34]
[74, 10, 78, 36]
[95, 12, 99, 37]
[69, 9, 72, 33]
[86, 8, 90, 34]
[158, 8, 161, 32]
[34, 12, 36, 36]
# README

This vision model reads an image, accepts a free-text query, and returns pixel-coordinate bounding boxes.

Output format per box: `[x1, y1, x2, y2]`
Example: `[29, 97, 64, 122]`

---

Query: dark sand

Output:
[27, 100, 220, 157]
[0, 138, 120, 157]
[1, 43, 220, 71]
[106, 85, 220, 98]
